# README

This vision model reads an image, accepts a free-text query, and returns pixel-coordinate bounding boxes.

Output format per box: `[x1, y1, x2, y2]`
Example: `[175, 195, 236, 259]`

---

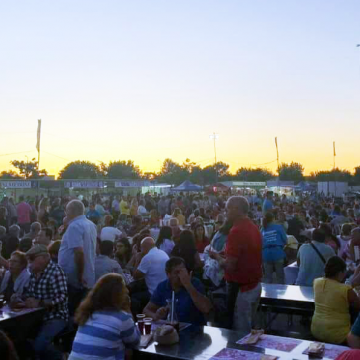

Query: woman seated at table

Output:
[156, 226, 175, 255]
[0, 251, 30, 302]
[115, 238, 132, 269]
[194, 224, 210, 253]
[311, 256, 360, 344]
[171, 230, 202, 272]
[69, 273, 140, 360]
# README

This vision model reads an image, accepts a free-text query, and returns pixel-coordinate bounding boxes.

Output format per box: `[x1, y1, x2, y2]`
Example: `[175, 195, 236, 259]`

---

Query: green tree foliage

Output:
[277, 162, 304, 182]
[354, 166, 360, 184]
[58, 161, 101, 179]
[158, 158, 188, 185]
[106, 160, 141, 179]
[142, 172, 158, 181]
[201, 162, 231, 184]
[309, 168, 353, 182]
[234, 167, 275, 182]
[0, 170, 22, 179]
[10, 159, 48, 179]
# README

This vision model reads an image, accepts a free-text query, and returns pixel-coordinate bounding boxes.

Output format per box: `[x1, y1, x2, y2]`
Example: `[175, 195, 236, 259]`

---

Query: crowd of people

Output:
[1, 190, 360, 359]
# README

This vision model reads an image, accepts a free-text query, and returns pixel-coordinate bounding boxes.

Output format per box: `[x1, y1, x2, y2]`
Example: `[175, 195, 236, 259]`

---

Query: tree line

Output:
[1, 158, 360, 186]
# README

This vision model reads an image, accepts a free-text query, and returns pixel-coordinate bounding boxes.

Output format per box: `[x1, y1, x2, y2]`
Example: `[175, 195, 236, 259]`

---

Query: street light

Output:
[25, 155, 29, 179]
[209, 133, 219, 183]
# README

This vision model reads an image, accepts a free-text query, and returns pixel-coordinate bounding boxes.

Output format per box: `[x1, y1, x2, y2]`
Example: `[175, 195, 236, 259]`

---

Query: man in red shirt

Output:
[211, 196, 262, 335]
[16, 195, 33, 234]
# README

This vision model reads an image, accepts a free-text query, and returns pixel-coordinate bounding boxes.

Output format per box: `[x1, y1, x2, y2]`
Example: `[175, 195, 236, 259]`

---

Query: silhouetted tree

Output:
[59, 161, 101, 179]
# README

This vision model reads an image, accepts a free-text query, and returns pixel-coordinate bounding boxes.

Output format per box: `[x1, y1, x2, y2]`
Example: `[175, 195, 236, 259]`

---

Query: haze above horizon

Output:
[1, 0, 360, 177]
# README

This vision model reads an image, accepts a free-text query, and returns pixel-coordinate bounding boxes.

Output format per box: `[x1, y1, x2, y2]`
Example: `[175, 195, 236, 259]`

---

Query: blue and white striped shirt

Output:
[69, 310, 140, 360]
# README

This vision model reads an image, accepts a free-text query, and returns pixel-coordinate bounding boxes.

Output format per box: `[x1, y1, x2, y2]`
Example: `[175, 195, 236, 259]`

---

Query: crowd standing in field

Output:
[1, 190, 360, 359]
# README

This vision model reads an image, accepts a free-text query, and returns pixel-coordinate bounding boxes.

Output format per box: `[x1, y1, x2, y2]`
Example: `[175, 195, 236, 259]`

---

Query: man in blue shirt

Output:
[262, 191, 274, 215]
[143, 257, 212, 325]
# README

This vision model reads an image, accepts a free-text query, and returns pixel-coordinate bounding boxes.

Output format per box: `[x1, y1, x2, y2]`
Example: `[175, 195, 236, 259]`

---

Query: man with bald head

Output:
[58, 199, 97, 314]
[131, 236, 169, 314]
[211, 196, 262, 336]
[133, 237, 169, 294]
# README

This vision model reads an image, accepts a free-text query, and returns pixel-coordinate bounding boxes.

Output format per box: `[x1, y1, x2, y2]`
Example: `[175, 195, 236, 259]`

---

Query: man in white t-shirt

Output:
[100, 219, 122, 242]
[130, 237, 169, 314]
[134, 237, 169, 294]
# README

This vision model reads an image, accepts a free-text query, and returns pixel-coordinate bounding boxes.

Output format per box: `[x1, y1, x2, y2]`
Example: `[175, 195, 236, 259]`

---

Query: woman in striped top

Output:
[69, 273, 140, 360]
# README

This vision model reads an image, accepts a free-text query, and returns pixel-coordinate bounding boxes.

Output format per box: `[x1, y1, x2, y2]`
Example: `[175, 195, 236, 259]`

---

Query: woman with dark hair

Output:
[311, 256, 360, 344]
[128, 215, 143, 237]
[261, 212, 287, 284]
[0, 330, 19, 360]
[155, 226, 175, 255]
[171, 230, 202, 272]
[115, 238, 132, 269]
[69, 274, 140, 360]
[194, 224, 210, 253]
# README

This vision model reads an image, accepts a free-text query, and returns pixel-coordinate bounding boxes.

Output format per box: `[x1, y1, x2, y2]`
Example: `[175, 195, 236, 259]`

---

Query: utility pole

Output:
[275, 137, 280, 171]
[25, 155, 28, 179]
[209, 133, 219, 183]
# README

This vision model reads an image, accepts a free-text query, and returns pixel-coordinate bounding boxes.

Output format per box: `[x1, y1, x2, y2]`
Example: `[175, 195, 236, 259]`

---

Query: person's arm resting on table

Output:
[143, 302, 168, 321]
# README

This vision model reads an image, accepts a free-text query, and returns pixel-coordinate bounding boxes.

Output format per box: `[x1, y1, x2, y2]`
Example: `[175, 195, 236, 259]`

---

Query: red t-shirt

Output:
[196, 237, 210, 254]
[335, 350, 360, 360]
[225, 217, 262, 292]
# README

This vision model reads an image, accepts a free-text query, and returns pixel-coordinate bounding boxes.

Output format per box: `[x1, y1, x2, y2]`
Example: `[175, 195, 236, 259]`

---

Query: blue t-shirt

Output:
[352, 313, 360, 337]
[151, 278, 206, 326]
[262, 199, 273, 214]
[261, 223, 287, 262]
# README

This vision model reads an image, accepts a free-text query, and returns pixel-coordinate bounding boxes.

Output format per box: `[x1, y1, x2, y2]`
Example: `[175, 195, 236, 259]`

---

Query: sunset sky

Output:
[1, 0, 360, 177]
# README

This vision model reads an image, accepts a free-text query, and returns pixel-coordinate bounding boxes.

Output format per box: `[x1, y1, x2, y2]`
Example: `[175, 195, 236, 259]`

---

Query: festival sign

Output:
[115, 181, 150, 187]
[0, 181, 32, 189]
[232, 181, 266, 187]
[64, 181, 105, 188]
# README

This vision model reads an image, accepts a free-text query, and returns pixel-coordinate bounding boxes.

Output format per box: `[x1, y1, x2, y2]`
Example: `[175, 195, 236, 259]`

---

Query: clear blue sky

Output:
[0, 0, 359, 176]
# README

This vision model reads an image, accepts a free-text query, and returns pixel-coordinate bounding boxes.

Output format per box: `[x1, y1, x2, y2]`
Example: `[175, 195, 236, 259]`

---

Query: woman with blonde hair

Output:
[69, 274, 140, 360]
[37, 198, 49, 226]
[172, 208, 185, 226]
[130, 198, 138, 217]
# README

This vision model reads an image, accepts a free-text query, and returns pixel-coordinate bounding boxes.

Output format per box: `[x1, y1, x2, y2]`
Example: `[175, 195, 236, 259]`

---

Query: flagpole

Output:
[333, 141, 336, 169]
[36, 119, 41, 168]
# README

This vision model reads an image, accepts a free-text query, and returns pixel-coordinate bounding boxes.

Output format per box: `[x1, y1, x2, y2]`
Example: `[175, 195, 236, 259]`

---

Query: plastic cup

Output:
[136, 314, 145, 334]
[144, 318, 152, 334]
